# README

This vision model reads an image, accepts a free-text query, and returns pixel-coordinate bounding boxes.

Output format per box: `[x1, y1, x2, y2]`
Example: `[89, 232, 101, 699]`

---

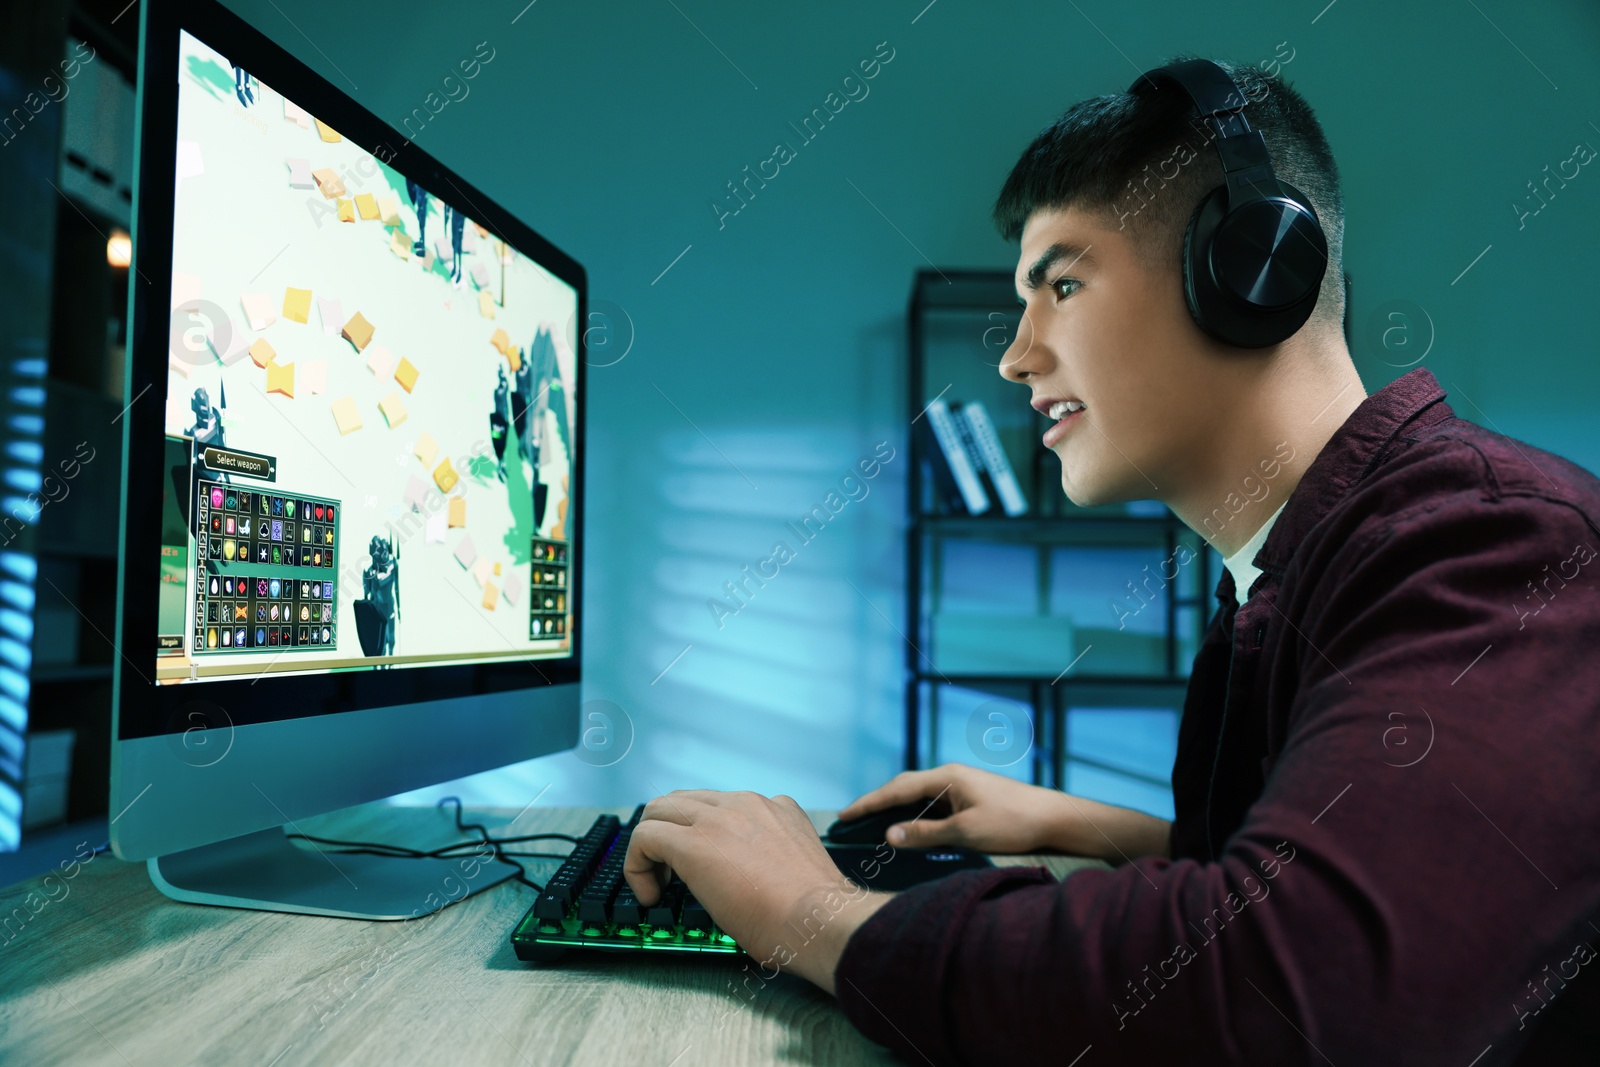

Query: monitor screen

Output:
[155, 30, 577, 684]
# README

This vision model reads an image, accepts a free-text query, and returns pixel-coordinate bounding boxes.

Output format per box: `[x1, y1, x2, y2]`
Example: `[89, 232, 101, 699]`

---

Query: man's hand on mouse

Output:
[839, 762, 1172, 860]
[622, 790, 893, 995]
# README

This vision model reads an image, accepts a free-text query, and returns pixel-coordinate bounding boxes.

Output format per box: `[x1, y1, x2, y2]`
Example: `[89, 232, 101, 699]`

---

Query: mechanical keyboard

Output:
[510, 804, 993, 963]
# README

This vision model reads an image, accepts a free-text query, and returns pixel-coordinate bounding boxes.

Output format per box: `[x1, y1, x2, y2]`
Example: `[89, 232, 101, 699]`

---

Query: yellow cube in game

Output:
[341, 311, 375, 351]
[378, 391, 408, 429]
[266, 360, 294, 398]
[413, 431, 438, 468]
[432, 457, 459, 493]
[331, 396, 362, 435]
[311, 167, 344, 198]
[283, 287, 311, 324]
[394, 357, 419, 393]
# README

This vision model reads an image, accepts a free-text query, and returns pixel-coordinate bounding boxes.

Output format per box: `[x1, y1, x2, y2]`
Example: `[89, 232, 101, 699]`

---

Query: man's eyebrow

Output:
[1018, 242, 1096, 301]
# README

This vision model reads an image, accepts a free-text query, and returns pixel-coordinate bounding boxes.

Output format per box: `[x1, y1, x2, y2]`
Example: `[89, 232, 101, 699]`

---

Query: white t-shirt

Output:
[1222, 501, 1287, 606]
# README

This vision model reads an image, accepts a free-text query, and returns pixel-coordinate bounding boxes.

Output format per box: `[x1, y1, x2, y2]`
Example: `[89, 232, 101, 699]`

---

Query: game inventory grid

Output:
[529, 537, 568, 640]
[194, 482, 340, 653]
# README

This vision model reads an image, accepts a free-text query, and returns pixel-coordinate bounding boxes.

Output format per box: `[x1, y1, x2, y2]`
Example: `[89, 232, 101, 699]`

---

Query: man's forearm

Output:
[784, 889, 896, 996]
[1046, 794, 1171, 861]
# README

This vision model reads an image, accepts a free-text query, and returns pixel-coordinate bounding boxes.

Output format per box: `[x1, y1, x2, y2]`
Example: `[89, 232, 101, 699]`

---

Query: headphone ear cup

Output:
[1233, 178, 1328, 312]
[1181, 182, 1327, 349]
[1180, 185, 1228, 341]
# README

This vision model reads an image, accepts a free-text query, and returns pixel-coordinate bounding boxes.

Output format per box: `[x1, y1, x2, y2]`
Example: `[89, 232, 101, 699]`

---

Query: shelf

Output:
[914, 671, 1190, 686]
[32, 546, 119, 561]
[30, 664, 114, 683]
[911, 514, 1190, 547]
[914, 508, 1170, 523]
[909, 269, 1025, 311]
[1060, 752, 1174, 790]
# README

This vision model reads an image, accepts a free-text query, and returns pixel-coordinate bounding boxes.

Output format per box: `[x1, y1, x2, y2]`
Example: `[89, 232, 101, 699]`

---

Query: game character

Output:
[356, 533, 400, 661]
[187, 386, 225, 451]
[509, 345, 548, 521]
[491, 363, 510, 482]
[510, 347, 532, 456]
[523, 329, 559, 526]
[185, 385, 231, 494]
[445, 203, 466, 285]
[406, 178, 429, 259]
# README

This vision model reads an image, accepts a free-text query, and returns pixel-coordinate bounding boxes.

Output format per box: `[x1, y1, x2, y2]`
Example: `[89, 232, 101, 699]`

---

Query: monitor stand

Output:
[147, 826, 517, 920]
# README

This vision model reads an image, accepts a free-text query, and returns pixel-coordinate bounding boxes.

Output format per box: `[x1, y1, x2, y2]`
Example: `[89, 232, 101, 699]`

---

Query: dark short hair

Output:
[993, 54, 1346, 333]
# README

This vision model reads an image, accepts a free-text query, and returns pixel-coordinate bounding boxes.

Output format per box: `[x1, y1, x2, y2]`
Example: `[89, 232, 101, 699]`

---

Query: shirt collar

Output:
[1222, 500, 1287, 605]
[1214, 367, 1454, 607]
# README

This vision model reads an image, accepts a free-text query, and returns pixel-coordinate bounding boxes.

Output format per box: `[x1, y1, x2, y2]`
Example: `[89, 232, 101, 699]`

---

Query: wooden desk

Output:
[0, 805, 1108, 1066]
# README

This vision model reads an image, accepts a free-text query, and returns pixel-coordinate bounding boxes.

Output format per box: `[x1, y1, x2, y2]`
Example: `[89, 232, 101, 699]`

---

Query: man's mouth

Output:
[1042, 400, 1086, 448]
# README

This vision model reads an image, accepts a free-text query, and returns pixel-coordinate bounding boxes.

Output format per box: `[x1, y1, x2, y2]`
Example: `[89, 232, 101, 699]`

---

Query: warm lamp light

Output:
[107, 229, 132, 267]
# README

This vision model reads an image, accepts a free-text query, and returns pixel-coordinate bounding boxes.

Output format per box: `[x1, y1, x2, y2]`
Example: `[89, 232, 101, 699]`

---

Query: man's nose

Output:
[998, 310, 1041, 382]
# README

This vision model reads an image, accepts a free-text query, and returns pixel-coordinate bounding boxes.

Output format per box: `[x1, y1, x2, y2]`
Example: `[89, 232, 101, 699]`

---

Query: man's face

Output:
[1000, 205, 1232, 508]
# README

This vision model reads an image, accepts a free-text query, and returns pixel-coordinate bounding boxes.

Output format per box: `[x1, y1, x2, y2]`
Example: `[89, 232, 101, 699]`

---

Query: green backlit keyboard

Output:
[511, 804, 737, 961]
[509, 803, 993, 963]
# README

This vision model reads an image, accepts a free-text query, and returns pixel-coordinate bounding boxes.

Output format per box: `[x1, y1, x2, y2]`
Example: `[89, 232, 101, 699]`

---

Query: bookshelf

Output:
[904, 270, 1219, 809]
[0, 6, 139, 844]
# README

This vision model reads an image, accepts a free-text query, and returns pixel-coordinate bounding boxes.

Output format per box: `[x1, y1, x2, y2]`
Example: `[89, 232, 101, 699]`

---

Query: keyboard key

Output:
[612, 886, 643, 926]
[582, 895, 611, 927]
[534, 890, 568, 921]
[681, 894, 710, 931]
[645, 881, 686, 929]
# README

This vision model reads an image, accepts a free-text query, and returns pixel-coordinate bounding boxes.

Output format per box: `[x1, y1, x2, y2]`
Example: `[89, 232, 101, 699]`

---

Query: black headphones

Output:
[1128, 59, 1329, 348]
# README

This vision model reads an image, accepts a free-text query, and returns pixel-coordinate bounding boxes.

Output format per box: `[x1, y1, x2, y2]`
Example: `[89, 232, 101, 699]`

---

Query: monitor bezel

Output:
[116, 0, 586, 742]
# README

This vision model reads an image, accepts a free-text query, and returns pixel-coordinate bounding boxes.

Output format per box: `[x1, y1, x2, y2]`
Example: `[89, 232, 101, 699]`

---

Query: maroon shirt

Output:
[837, 368, 1600, 1065]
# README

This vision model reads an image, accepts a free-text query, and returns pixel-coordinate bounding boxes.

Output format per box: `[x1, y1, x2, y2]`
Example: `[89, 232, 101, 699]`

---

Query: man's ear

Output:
[1340, 270, 1352, 348]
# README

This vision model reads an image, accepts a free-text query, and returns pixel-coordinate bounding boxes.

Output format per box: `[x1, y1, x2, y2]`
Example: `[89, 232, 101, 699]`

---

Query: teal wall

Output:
[218, 0, 1600, 810]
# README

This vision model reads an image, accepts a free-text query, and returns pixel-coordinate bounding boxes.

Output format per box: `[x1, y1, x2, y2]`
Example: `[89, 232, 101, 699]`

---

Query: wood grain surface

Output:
[0, 804, 1107, 1066]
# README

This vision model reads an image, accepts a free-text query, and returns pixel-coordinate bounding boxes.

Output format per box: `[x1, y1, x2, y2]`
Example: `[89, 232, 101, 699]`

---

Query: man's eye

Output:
[1052, 277, 1081, 301]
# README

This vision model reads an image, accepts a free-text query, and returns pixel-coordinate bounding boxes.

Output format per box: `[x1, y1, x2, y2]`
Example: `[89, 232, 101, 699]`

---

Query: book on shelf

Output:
[917, 416, 968, 514]
[923, 397, 990, 515]
[956, 400, 1028, 516]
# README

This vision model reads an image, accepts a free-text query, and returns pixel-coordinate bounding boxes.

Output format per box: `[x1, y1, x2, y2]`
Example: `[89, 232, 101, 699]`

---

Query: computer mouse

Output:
[825, 798, 950, 845]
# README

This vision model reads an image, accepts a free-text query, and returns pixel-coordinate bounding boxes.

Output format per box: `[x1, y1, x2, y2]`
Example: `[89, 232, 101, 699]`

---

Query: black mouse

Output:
[825, 797, 950, 845]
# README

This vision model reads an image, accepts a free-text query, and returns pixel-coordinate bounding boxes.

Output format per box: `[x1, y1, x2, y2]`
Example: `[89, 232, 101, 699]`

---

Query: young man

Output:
[623, 55, 1600, 1064]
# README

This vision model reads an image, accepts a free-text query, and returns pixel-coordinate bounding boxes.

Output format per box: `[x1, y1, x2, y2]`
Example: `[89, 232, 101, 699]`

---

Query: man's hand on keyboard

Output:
[840, 762, 1173, 860]
[623, 789, 891, 995]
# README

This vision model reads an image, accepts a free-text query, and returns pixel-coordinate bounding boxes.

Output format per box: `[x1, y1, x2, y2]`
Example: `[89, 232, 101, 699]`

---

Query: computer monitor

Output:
[109, 0, 585, 919]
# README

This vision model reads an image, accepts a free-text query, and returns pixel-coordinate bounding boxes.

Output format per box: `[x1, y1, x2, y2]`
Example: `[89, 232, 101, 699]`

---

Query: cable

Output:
[281, 798, 581, 895]
[285, 833, 427, 857]
[436, 795, 543, 892]
[477, 832, 583, 846]
[285, 831, 579, 858]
